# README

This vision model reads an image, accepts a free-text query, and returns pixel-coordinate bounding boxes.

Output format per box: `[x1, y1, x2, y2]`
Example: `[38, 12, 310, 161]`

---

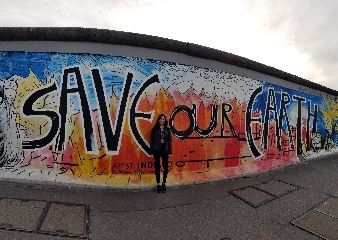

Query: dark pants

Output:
[154, 143, 168, 184]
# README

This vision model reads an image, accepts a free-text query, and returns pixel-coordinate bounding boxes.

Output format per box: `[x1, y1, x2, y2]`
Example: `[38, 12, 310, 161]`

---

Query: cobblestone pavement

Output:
[1, 153, 338, 239]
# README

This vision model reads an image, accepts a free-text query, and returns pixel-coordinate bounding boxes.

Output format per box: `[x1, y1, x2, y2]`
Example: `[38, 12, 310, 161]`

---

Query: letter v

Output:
[91, 69, 133, 154]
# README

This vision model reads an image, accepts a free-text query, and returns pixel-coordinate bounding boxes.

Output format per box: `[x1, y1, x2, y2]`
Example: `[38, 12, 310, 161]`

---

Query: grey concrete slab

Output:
[0, 198, 46, 231]
[211, 191, 321, 240]
[315, 197, 338, 219]
[292, 210, 338, 240]
[251, 188, 329, 226]
[0, 175, 273, 212]
[236, 222, 321, 240]
[231, 187, 276, 207]
[40, 203, 87, 238]
[275, 154, 338, 196]
[1, 154, 338, 239]
[89, 194, 320, 240]
[89, 196, 245, 240]
[254, 180, 299, 197]
[0, 229, 75, 240]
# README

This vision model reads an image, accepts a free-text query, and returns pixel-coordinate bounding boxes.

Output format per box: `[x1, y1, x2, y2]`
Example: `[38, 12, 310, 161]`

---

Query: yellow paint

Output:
[321, 96, 338, 132]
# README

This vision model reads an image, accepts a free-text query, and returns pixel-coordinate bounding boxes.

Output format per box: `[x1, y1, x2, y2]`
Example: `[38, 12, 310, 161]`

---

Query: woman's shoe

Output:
[156, 185, 161, 193]
[161, 183, 166, 193]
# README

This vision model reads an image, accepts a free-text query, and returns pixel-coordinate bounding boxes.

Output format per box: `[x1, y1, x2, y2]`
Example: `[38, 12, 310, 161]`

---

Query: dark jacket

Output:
[150, 126, 172, 155]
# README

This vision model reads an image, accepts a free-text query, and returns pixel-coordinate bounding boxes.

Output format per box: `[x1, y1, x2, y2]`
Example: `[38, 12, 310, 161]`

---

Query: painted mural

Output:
[0, 51, 337, 187]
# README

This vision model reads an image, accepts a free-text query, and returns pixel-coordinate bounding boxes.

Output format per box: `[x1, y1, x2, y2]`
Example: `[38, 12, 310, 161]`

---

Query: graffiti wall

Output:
[0, 51, 337, 187]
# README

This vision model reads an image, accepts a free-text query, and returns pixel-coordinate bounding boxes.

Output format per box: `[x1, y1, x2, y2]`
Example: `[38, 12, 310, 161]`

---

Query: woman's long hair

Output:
[154, 114, 168, 129]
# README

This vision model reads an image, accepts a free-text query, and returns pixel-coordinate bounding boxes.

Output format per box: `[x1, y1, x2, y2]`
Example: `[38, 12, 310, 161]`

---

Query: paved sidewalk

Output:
[1, 153, 338, 240]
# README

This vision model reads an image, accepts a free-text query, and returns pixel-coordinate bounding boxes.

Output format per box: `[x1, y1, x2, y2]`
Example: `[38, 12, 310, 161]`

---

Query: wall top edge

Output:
[0, 27, 337, 96]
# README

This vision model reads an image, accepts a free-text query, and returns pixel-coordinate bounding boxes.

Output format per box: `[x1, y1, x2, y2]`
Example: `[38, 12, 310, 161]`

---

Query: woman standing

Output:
[150, 114, 172, 193]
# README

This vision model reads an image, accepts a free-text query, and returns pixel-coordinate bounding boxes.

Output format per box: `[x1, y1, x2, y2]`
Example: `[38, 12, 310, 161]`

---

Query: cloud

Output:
[241, 0, 338, 90]
[0, 0, 122, 27]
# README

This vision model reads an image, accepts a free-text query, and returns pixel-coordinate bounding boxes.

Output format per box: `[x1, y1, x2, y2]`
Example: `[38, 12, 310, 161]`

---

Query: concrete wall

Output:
[0, 27, 337, 188]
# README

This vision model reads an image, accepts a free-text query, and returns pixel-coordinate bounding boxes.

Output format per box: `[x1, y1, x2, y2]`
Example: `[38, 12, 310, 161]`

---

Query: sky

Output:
[0, 0, 337, 91]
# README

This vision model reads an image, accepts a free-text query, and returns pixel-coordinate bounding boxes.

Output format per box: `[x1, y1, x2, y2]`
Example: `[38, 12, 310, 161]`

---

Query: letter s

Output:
[22, 82, 59, 149]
